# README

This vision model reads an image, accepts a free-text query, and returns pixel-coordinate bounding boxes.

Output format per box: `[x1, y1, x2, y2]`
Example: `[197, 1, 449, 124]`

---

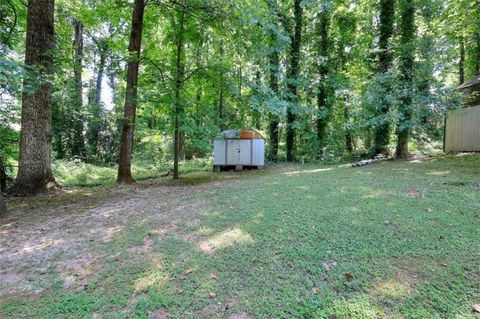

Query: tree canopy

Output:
[1, 0, 478, 192]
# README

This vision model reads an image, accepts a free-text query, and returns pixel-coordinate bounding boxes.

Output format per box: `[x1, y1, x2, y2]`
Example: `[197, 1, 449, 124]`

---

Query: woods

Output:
[1, 0, 480, 193]
[2, 1, 480, 317]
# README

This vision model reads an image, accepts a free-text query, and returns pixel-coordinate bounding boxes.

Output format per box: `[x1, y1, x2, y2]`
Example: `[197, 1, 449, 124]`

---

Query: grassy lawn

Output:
[1, 155, 479, 318]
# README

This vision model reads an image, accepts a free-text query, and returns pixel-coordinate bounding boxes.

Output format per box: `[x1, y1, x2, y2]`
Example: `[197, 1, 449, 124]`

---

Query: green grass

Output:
[1, 154, 479, 318]
[53, 159, 211, 187]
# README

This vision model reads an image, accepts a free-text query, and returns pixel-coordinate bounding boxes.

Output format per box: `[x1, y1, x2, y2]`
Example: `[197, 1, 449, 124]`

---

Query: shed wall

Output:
[445, 105, 480, 152]
[213, 139, 265, 166]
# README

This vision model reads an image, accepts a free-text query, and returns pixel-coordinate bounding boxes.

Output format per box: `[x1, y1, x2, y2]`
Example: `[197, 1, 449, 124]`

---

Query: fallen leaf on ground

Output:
[344, 272, 355, 282]
[209, 291, 216, 298]
[210, 272, 217, 280]
[312, 287, 320, 294]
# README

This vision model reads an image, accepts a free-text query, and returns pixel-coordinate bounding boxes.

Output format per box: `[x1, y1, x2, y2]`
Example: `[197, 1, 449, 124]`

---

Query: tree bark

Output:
[218, 41, 225, 131]
[71, 19, 86, 159]
[395, 0, 416, 158]
[286, 0, 303, 162]
[11, 0, 56, 196]
[117, 0, 145, 184]
[267, 0, 280, 163]
[373, 0, 396, 156]
[459, 36, 465, 85]
[0, 193, 6, 218]
[268, 42, 280, 163]
[316, 9, 331, 157]
[0, 158, 7, 193]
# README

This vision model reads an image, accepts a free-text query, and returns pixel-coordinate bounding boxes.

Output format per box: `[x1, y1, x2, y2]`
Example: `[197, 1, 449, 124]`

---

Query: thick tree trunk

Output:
[268, 38, 280, 163]
[395, 0, 416, 158]
[173, 11, 185, 180]
[373, 0, 396, 156]
[253, 63, 262, 130]
[0, 193, 6, 218]
[0, 159, 7, 193]
[459, 36, 465, 85]
[475, 31, 480, 75]
[316, 9, 331, 157]
[218, 42, 225, 131]
[117, 0, 145, 184]
[286, 0, 303, 162]
[72, 19, 86, 159]
[12, 0, 56, 196]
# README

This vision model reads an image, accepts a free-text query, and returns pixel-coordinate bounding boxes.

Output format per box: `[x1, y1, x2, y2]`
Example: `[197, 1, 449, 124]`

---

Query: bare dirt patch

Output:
[0, 178, 230, 299]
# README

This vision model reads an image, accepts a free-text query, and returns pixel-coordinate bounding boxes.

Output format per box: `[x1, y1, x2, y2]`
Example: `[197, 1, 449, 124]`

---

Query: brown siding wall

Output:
[445, 105, 480, 152]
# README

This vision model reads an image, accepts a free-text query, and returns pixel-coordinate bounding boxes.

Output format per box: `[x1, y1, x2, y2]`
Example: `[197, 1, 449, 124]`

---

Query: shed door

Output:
[239, 140, 251, 165]
[226, 140, 240, 165]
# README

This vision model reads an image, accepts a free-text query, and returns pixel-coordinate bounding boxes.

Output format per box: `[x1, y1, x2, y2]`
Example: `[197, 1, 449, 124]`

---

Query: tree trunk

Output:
[267, 1, 280, 163]
[373, 0, 396, 156]
[71, 19, 86, 159]
[268, 45, 280, 163]
[253, 62, 262, 129]
[0, 158, 7, 193]
[316, 9, 331, 157]
[173, 11, 186, 180]
[395, 0, 416, 158]
[459, 36, 465, 85]
[117, 0, 145, 184]
[218, 41, 225, 131]
[286, 0, 303, 162]
[475, 31, 480, 76]
[0, 193, 6, 218]
[11, 0, 56, 196]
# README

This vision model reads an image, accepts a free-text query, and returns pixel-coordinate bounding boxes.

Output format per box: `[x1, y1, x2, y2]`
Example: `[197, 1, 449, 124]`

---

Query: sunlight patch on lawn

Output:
[134, 269, 168, 293]
[426, 170, 451, 176]
[283, 167, 334, 176]
[375, 280, 411, 299]
[20, 239, 64, 254]
[333, 296, 384, 318]
[199, 228, 253, 254]
[89, 225, 123, 243]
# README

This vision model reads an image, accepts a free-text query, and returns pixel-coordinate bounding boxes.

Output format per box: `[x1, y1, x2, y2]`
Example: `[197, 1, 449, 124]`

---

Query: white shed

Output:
[214, 129, 265, 171]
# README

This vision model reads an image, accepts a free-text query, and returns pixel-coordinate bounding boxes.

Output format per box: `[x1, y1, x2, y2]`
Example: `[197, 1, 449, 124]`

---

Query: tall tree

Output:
[268, 31, 280, 162]
[117, 0, 145, 184]
[315, 6, 332, 157]
[285, 0, 303, 162]
[395, 0, 416, 158]
[71, 19, 86, 159]
[11, 0, 56, 195]
[173, 10, 186, 180]
[459, 35, 465, 84]
[373, 0, 396, 155]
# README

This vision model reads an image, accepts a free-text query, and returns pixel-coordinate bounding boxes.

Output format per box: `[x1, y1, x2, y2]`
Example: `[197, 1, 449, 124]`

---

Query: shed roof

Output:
[220, 129, 264, 139]
[459, 75, 480, 90]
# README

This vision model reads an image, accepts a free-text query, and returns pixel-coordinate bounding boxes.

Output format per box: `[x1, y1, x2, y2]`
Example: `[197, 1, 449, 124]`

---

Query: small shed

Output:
[444, 104, 480, 152]
[459, 75, 480, 106]
[213, 129, 265, 171]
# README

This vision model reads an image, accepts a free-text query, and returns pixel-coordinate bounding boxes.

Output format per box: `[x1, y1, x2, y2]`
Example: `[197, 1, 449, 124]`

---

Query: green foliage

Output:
[0, 0, 476, 186]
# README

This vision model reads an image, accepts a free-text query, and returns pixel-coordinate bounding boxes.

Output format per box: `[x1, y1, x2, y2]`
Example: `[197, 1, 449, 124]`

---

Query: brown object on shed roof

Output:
[239, 130, 264, 139]
[459, 75, 480, 90]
